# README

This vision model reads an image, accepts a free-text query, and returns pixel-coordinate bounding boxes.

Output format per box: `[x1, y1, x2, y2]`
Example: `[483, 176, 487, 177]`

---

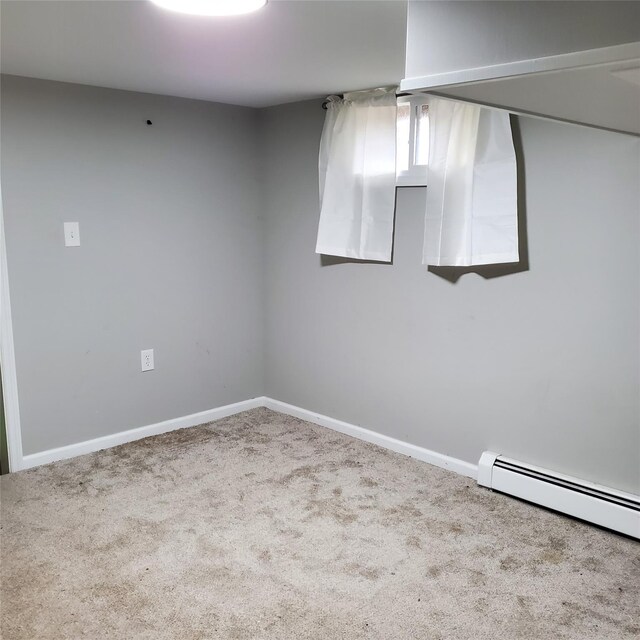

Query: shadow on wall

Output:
[428, 115, 529, 283]
[321, 254, 394, 266]
[318, 116, 529, 282]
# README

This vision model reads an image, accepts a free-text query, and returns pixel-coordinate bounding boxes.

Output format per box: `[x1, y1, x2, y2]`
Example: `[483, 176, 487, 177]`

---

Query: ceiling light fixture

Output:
[150, 0, 267, 17]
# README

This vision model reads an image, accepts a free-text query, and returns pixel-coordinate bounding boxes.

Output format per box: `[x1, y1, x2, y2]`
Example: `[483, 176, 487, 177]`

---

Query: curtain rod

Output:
[322, 91, 413, 109]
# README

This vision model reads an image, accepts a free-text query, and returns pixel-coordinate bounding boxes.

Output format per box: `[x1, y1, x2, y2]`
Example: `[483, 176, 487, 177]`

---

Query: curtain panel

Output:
[316, 87, 398, 262]
[423, 97, 519, 267]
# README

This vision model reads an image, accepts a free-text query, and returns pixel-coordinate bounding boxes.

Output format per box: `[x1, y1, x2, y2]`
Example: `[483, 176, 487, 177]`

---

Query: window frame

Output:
[396, 95, 429, 187]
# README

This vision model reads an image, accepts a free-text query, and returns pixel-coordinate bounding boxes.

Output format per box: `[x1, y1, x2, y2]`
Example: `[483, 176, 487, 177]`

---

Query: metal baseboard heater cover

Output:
[478, 452, 640, 539]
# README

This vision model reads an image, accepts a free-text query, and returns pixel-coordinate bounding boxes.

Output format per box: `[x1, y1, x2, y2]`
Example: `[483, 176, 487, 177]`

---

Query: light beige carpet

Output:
[1, 408, 638, 639]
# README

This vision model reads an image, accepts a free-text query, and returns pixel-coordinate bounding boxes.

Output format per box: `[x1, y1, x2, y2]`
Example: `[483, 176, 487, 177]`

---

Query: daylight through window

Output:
[396, 96, 429, 186]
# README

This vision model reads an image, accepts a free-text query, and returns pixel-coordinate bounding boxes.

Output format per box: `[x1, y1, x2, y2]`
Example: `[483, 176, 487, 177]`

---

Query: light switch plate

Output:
[64, 222, 80, 247]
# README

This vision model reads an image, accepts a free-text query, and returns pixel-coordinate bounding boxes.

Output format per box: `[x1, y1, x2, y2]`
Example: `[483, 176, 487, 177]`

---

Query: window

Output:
[396, 96, 429, 187]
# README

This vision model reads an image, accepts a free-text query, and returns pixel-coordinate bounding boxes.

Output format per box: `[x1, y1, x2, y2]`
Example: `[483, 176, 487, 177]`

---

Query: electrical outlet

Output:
[141, 349, 154, 372]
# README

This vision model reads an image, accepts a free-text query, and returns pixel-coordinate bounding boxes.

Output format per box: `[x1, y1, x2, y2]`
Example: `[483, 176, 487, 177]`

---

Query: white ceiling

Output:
[0, 0, 407, 108]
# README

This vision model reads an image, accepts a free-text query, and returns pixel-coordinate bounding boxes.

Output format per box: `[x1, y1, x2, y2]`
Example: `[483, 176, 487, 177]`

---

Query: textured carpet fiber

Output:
[1, 408, 638, 639]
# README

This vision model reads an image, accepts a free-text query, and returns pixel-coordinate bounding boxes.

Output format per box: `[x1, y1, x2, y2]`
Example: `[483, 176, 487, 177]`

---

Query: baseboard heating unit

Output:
[477, 452, 640, 539]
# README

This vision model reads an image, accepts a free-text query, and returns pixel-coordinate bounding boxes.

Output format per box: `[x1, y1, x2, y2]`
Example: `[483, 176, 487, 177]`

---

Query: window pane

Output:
[396, 103, 410, 175]
[415, 103, 429, 166]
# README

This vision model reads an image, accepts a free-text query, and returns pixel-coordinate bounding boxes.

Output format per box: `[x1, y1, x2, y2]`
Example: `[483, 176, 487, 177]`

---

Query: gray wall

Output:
[3, 76, 639, 495]
[262, 100, 640, 495]
[1, 75, 264, 454]
[405, 1, 640, 79]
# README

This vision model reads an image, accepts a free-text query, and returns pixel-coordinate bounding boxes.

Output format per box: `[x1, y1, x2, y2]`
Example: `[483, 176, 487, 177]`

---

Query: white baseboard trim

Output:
[18, 395, 476, 481]
[19, 397, 265, 471]
[262, 397, 478, 479]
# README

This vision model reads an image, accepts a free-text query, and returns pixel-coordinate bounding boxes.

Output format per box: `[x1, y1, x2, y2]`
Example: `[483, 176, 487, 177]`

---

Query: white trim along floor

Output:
[18, 397, 477, 478]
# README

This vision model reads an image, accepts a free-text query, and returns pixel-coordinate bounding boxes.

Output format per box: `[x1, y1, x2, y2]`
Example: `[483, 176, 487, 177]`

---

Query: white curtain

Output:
[424, 97, 518, 266]
[316, 88, 397, 262]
